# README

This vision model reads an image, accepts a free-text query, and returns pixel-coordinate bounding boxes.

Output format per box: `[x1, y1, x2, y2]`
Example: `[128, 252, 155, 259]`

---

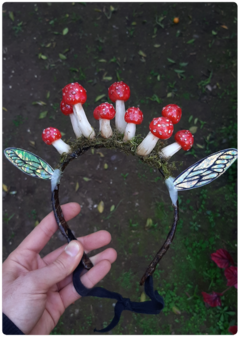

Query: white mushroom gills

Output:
[136, 131, 159, 156]
[115, 100, 127, 134]
[165, 177, 178, 207]
[73, 103, 95, 139]
[160, 142, 182, 159]
[123, 123, 136, 142]
[100, 119, 113, 139]
[52, 139, 71, 155]
[69, 113, 83, 138]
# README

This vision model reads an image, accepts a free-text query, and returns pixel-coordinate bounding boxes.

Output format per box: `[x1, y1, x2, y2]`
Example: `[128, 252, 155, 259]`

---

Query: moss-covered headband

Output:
[4, 81, 238, 332]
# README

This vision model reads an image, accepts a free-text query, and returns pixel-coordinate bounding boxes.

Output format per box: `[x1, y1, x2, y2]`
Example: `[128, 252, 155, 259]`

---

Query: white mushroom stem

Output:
[52, 139, 71, 155]
[123, 123, 136, 142]
[115, 100, 127, 133]
[99, 119, 102, 132]
[73, 103, 95, 139]
[136, 131, 159, 156]
[160, 142, 182, 159]
[100, 119, 113, 139]
[69, 113, 83, 138]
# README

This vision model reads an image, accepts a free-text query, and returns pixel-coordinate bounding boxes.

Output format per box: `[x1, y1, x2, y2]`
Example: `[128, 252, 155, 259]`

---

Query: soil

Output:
[3, 2, 237, 335]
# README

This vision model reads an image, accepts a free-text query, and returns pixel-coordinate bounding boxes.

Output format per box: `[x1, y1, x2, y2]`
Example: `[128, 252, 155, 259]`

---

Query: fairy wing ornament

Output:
[4, 148, 54, 180]
[173, 148, 238, 191]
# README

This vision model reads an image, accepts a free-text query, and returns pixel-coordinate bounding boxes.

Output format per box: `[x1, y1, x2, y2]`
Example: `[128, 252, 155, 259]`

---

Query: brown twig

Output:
[140, 201, 179, 285]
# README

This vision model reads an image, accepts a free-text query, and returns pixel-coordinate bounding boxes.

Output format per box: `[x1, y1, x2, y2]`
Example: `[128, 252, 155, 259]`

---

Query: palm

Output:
[3, 203, 117, 335]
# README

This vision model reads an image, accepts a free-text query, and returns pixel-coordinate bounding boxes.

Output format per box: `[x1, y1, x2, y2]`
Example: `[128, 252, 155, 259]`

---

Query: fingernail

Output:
[65, 241, 80, 257]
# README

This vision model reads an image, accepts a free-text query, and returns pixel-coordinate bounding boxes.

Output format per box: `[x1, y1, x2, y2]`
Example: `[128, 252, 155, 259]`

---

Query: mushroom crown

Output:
[162, 104, 182, 124]
[60, 99, 73, 116]
[98, 102, 116, 120]
[174, 130, 194, 151]
[125, 107, 143, 124]
[108, 81, 130, 102]
[149, 117, 174, 140]
[42, 127, 62, 145]
[62, 82, 87, 105]
[93, 106, 100, 120]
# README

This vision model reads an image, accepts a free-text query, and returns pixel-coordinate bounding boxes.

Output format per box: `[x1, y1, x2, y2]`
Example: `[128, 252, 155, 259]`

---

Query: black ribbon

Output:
[73, 262, 164, 333]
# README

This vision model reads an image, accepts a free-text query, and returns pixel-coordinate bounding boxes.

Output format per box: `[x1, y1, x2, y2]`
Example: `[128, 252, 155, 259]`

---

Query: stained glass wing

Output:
[173, 148, 238, 191]
[4, 148, 54, 180]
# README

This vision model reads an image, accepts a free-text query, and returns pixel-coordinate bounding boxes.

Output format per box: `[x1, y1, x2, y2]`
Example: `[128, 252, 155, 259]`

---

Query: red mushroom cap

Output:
[60, 99, 73, 116]
[162, 104, 182, 124]
[93, 106, 100, 120]
[174, 130, 194, 151]
[108, 81, 130, 102]
[149, 117, 174, 140]
[97, 102, 116, 120]
[42, 127, 62, 145]
[124, 107, 143, 125]
[62, 82, 87, 106]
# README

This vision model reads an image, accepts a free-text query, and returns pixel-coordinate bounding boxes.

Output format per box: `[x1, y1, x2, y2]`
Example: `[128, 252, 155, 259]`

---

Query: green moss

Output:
[58, 129, 177, 179]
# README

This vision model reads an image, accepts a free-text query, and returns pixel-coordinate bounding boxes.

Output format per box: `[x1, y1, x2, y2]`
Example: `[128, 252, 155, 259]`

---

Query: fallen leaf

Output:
[91, 148, 95, 154]
[39, 111, 48, 119]
[167, 58, 176, 63]
[9, 191, 17, 195]
[138, 50, 146, 57]
[189, 126, 198, 134]
[145, 218, 153, 229]
[140, 291, 147, 302]
[59, 53, 67, 60]
[98, 201, 104, 213]
[104, 163, 108, 169]
[83, 177, 91, 182]
[2, 107, 7, 111]
[221, 25, 228, 29]
[3, 184, 8, 192]
[75, 182, 79, 191]
[9, 11, 14, 21]
[167, 92, 173, 98]
[63, 27, 69, 35]
[95, 94, 106, 102]
[187, 39, 195, 44]
[103, 76, 112, 81]
[110, 205, 115, 212]
[196, 143, 205, 149]
[97, 151, 104, 157]
[98, 59, 107, 62]
[172, 306, 181, 315]
[194, 117, 198, 124]
[32, 101, 47, 106]
[34, 220, 39, 227]
[154, 44, 161, 48]
[29, 141, 35, 146]
[46, 91, 50, 99]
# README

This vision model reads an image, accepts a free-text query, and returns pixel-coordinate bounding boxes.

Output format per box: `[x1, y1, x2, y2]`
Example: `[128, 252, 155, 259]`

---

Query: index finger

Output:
[17, 203, 81, 254]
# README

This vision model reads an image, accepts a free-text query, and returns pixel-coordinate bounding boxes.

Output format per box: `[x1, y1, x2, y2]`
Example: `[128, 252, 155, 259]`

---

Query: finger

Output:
[29, 240, 83, 290]
[17, 203, 81, 254]
[59, 260, 111, 308]
[57, 248, 117, 291]
[43, 230, 112, 265]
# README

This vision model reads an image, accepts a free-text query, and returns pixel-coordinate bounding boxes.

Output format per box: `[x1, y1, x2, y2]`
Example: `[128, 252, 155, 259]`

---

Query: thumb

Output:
[32, 240, 84, 290]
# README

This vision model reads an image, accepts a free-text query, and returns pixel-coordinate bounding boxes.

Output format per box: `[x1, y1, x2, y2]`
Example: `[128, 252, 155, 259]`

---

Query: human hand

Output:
[3, 202, 117, 335]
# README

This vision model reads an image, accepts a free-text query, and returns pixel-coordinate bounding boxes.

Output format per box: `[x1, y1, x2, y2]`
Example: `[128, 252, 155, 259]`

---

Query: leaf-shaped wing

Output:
[173, 148, 238, 191]
[4, 147, 54, 180]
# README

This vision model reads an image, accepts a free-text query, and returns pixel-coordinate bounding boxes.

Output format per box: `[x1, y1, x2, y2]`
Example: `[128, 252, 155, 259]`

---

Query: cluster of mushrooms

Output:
[42, 81, 194, 159]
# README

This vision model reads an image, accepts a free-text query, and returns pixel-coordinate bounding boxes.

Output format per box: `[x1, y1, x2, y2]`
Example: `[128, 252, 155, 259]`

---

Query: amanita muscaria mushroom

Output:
[60, 100, 82, 138]
[96, 102, 116, 138]
[123, 107, 143, 142]
[62, 82, 95, 139]
[136, 117, 174, 156]
[160, 130, 194, 159]
[162, 104, 182, 124]
[42, 127, 71, 154]
[93, 106, 102, 132]
[108, 81, 130, 134]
